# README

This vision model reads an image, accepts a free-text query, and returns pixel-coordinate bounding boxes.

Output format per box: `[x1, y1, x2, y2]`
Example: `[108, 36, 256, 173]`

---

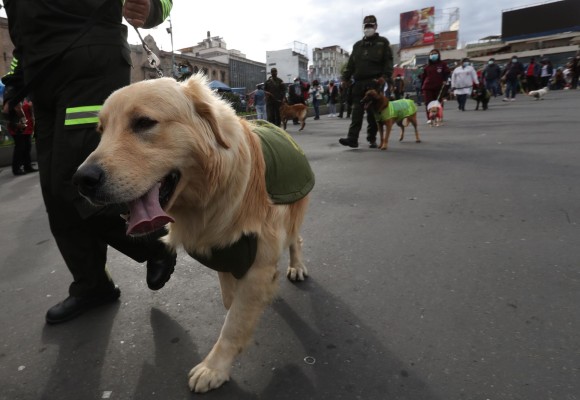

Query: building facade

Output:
[130, 35, 229, 84]
[177, 31, 266, 91]
[310, 45, 350, 83]
[265, 48, 309, 84]
[0, 18, 13, 84]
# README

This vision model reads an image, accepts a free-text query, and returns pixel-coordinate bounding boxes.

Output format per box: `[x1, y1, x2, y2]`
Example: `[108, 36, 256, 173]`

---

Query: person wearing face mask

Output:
[419, 49, 450, 124]
[451, 58, 479, 111]
[483, 58, 502, 97]
[501, 56, 524, 101]
[338, 15, 393, 148]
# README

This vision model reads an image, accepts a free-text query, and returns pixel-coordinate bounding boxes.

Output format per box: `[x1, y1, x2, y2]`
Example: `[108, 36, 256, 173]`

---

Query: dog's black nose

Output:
[72, 164, 104, 198]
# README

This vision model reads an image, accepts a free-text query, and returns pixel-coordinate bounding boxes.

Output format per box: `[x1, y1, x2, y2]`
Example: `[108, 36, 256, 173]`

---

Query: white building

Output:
[266, 42, 309, 83]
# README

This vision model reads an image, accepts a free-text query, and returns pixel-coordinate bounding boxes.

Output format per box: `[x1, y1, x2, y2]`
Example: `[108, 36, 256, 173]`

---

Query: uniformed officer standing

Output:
[338, 15, 394, 148]
[264, 68, 287, 127]
[2, 0, 176, 324]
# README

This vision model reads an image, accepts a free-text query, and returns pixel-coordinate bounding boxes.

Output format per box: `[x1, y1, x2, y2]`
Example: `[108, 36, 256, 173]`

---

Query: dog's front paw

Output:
[188, 363, 229, 393]
[287, 263, 308, 281]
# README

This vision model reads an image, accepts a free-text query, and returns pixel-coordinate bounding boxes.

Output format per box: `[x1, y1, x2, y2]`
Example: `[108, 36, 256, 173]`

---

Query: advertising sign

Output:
[400, 7, 435, 49]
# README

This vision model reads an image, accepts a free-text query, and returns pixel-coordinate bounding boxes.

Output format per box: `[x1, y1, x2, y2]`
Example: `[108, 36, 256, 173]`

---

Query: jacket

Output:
[451, 66, 479, 94]
[342, 33, 393, 82]
[483, 64, 501, 80]
[421, 60, 450, 91]
[525, 62, 541, 77]
[503, 61, 524, 81]
[264, 76, 286, 103]
[2, 0, 172, 106]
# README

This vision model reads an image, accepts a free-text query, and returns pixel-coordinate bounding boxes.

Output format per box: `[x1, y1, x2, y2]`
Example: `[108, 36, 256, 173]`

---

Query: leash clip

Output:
[133, 26, 164, 78]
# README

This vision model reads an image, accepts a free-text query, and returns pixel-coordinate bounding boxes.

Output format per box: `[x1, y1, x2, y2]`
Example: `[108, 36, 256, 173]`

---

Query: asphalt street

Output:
[1, 90, 579, 400]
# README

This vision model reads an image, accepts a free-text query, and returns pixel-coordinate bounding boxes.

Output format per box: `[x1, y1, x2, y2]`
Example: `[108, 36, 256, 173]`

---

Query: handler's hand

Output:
[123, 0, 151, 28]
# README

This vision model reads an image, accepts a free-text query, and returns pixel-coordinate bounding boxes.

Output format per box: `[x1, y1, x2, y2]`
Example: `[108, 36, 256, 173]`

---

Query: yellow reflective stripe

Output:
[8, 57, 18, 75]
[65, 117, 99, 126]
[67, 105, 102, 113]
[65, 105, 102, 126]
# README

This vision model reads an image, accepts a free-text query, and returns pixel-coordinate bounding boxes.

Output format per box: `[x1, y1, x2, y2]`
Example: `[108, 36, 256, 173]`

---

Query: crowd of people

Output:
[243, 15, 580, 149]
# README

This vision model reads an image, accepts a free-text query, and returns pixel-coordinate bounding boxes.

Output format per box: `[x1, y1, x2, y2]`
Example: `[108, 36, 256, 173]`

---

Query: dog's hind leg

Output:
[287, 235, 308, 281]
[299, 114, 306, 131]
[398, 120, 406, 142]
[188, 262, 279, 393]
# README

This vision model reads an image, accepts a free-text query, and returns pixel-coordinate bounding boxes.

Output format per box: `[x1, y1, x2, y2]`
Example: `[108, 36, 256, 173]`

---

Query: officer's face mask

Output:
[429, 54, 439, 62]
[463, 62, 470, 67]
[363, 24, 376, 38]
[488, 61, 493, 65]
[512, 58, 517, 63]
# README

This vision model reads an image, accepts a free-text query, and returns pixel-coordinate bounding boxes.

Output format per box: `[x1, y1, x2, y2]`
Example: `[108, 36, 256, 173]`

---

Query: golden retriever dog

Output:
[72, 74, 315, 393]
[280, 98, 308, 131]
[361, 89, 421, 150]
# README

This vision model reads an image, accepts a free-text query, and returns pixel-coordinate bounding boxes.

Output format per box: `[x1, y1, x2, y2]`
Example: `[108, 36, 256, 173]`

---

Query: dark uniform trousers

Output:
[347, 79, 382, 144]
[32, 44, 168, 297]
[266, 100, 282, 127]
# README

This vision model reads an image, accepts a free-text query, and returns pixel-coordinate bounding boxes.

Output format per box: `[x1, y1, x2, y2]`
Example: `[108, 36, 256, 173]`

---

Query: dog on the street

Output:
[528, 86, 549, 100]
[361, 89, 421, 150]
[72, 74, 315, 393]
[427, 100, 443, 126]
[471, 83, 490, 110]
[280, 98, 307, 131]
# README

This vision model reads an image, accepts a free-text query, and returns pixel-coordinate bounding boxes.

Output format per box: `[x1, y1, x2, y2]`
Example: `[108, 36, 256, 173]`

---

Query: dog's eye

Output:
[132, 117, 158, 133]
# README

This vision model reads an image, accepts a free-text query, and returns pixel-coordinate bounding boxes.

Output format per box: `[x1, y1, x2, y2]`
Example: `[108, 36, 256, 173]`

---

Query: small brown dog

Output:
[280, 98, 307, 131]
[427, 100, 443, 126]
[361, 89, 420, 150]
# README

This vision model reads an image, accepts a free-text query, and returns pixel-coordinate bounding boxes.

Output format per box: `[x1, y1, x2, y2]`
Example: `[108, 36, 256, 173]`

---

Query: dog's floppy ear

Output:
[182, 78, 230, 149]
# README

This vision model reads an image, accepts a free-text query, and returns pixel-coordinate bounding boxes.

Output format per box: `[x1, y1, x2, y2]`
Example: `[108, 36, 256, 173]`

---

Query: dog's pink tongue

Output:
[126, 183, 174, 236]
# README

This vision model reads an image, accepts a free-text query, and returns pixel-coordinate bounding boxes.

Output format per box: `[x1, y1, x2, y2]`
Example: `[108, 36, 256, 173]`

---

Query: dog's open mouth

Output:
[125, 170, 180, 236]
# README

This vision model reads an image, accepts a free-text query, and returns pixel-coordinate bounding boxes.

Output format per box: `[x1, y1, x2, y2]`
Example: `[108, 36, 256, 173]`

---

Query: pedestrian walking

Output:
[420, 49, 450, 124]
[502, 56, 525, 101]
[451, 58, 479, 111]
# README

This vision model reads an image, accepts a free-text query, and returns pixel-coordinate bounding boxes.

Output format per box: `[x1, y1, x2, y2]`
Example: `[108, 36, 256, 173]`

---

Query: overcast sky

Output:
[129, 0, 545, 63]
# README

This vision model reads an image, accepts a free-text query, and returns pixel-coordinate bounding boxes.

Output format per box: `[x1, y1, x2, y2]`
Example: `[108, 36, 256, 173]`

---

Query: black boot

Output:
[146, 247, 177, 290]
[46, 286, 121, 324]
[338, 137, 359, 148]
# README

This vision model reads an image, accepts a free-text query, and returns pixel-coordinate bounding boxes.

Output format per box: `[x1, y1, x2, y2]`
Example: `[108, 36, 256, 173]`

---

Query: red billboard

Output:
[400, 7, 435, 49]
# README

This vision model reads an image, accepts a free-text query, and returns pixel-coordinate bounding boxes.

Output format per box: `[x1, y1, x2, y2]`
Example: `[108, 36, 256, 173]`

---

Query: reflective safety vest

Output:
[375, 99, 417, 122]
